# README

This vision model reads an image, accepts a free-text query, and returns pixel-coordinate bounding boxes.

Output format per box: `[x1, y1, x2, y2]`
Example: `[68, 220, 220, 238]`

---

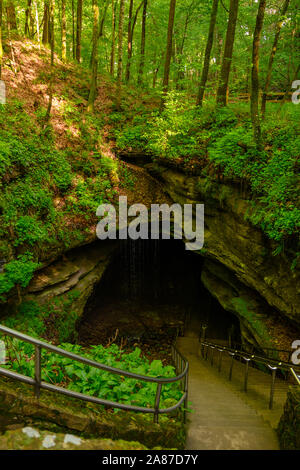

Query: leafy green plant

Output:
[0, 253, 40, 301]
[1, 339, 182, 411]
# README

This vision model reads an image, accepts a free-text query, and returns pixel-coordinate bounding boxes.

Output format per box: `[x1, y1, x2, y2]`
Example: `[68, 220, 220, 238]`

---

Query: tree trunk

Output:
[216, 0, 239, 106]
[137, 0, 147, 86]
[0, 0, 3, 80]
[261, 0, 290, 118]
[116, 0, 125, 109]
[42, 1, 50, 45]
[110, 0, 117, 76]
[161, 0, 176, 109]
[88, 0, 99, 112]
[196, 0, 219, 105]
[61, 0, 67, 60]
[6, 1, 17, 32]
[45, 0, 55, 125]
[175, 10, 189, 89]
[125, 0, 134, 82]
[215, 26, 222, 81]
[125, 0, 143, 83]
[34, 0, 40, 45]
[25, 0, 33, 37]
[76, 0, 83, 63]
[251, 0, 266, 150]
[72, 0, 75, 59]
[99, 0, 109, 38]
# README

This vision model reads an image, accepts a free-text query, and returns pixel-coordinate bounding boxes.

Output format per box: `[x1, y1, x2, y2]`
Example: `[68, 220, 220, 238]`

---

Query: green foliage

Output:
[141, 95, 300, 246]
[0, 254, 40, 302]
[146, 92, 201, 160]
[1, 338, 182, 410]
[115, 123, 148, 152]
[3, 292, 81, 343]
[118, 161, 137, 190]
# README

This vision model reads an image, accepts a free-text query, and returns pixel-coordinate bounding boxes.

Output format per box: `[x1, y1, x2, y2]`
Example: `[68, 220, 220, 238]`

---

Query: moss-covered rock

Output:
[0, 376, 186, 449]
[277, 386, 300, 450]
[201, 259, 276, 352]
[0, 427, 151, 450]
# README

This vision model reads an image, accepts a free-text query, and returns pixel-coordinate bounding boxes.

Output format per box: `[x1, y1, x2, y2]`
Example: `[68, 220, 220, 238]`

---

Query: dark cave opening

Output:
[77, 239, 241, 348]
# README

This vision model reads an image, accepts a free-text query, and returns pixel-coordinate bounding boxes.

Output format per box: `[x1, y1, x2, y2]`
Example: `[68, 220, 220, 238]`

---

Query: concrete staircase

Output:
[177, 332, 288, 450]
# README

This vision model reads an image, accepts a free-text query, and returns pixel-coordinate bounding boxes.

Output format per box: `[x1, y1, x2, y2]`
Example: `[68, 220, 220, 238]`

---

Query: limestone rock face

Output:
[26, 240, 118, 323]
[146, 163, 300, 326]
[201, 259, 277, 351]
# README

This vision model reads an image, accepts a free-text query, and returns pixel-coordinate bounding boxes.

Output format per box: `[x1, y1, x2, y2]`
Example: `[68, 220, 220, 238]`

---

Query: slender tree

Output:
[125, 0, 134, 82]
[161, 0, 176, 109]
[25, 0, 34, 38]
[88, 0, 99, 112]
[110, 0, 117, 76]
[44, 0, 55, 124]
[72, 0, 75, 59]
[196, 0, 219, 105]
[61, 0, 67, 60]
[34, 0, 40, 45]
[137, 0, 147, 85]
[261, 0, 290, 118]
[0, 0, 3, 80]
[6, 1, 17, 32]
[76, 0, 83, 63]
[99, 0, 109, 38]
[116, 0, 125, 109]
[216, 0, 239, 106]
[125, 0, 143, 82]
[42, 1, 50, 45]
[251, 0, 266, 150]
[174, 7, 190, 89]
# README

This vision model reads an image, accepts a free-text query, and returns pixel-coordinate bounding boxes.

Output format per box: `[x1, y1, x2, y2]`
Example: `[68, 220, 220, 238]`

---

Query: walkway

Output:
[177, 330, 282, 450]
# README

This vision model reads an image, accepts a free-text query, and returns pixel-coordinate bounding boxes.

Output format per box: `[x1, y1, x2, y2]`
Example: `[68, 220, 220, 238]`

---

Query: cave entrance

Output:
[77, 239, 241, 349]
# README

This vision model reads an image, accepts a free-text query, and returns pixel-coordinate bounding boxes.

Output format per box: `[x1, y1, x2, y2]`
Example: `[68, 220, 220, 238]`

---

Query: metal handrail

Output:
[290, 367, 300, 386]
[0, 324, 189, 423]
[199, 338, 300, 410]
[201, 340, 300, 373]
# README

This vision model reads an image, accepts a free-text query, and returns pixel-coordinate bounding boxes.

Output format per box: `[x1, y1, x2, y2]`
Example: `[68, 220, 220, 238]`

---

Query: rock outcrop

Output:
[277, 386, 300, 450]
[146, 163, 300, 327]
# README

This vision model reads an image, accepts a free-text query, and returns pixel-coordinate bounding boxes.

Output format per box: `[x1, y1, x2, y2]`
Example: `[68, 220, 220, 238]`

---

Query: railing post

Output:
[229, 352, 235, 381]
[269, 366, 277, 409]
[153, 383, 162, 424]
[211, 346, 214, 366]
[244, 357, 251, 392]
[34, 345, 41, 399]
[218, 349, 223, 373]
[183, 369, 188, 424]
